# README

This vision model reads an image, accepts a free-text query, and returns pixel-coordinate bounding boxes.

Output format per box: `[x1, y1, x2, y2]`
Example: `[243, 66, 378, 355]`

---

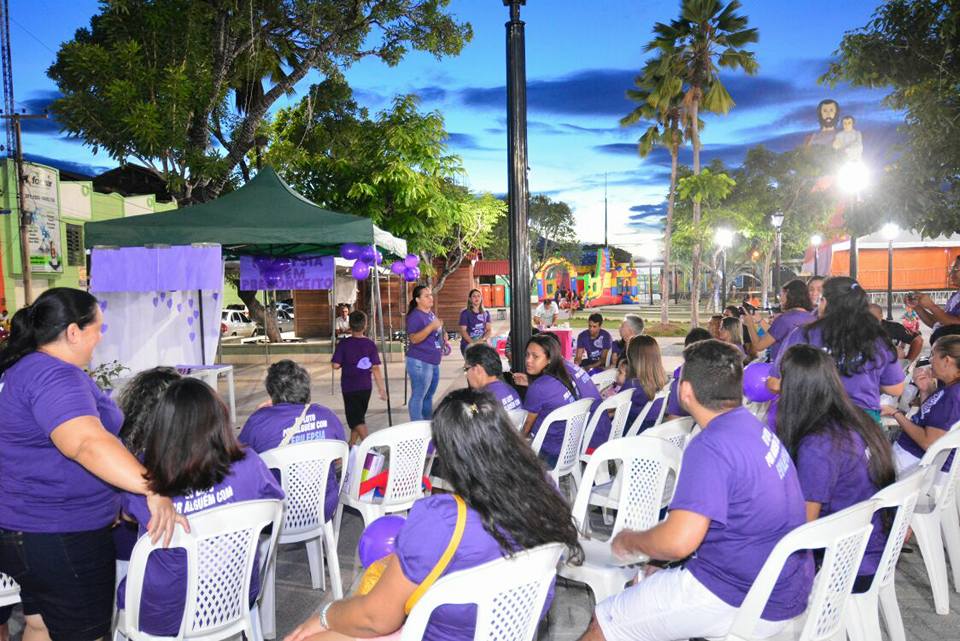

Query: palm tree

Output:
[621, 55, 691, 325]
[647, 0, 758, 327]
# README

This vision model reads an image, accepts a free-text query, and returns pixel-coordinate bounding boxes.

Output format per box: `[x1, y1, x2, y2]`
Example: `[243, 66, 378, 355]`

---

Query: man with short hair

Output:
[463, 343, 521, 411]
[612, 314, 645, 365]
[576, 313, 612, 370]
[534, 298, 560, 329]
[579, 340, 813, 641]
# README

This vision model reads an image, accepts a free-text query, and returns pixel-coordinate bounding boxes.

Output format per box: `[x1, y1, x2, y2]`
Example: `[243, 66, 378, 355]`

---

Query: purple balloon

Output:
[375, 251, 383, 265]
[404, 253, 420, 268]
[743, 362, 777, 403]
[390, 261, 405, 275]
[358, 515, 406, 567]
[404, 265, 420, 282]
[340, 243, 361, 260]
[352, 261, 371, 280]
[359, 245, 378, 264]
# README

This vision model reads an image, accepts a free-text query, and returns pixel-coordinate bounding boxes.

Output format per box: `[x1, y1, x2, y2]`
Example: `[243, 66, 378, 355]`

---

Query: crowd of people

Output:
[1, 265, 959, 641]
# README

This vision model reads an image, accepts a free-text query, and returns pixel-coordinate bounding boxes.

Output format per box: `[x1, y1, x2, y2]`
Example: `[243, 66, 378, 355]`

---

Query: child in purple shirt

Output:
[777, 344, 895, 589]
[118, 378, 284, 636]
[332, 310, 386, 443]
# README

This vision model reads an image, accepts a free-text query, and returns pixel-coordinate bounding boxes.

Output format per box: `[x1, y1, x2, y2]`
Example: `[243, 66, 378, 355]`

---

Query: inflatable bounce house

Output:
[535, 248, 639, 307]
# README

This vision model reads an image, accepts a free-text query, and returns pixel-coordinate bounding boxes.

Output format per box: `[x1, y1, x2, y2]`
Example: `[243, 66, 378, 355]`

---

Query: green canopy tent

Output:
[84, 166, 408, 424]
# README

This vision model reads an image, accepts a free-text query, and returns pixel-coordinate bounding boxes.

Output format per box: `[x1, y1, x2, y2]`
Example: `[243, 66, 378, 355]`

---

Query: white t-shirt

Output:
[535, 301, 559, 327]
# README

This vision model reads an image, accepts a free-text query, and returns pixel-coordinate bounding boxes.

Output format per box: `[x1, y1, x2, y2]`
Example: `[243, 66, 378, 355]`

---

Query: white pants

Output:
[893, 441, 922, 477]
[594, 567, 790, 641]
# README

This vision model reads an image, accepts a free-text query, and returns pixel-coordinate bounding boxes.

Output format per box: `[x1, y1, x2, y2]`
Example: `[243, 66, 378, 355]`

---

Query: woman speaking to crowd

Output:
[0, 288, 185, 641]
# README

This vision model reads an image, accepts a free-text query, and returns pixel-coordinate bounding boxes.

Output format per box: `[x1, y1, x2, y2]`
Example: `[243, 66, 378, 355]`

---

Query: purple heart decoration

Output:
[159, 292, 166, 300]
[101, 324, 109, 334]
[152, 297, 159, 308]
[98, 300, 108, 311]
[188, 299, 194, 309]
[187, 317, 194, 326]
[166, 299, 173, 310]
[193, 310, 200, 319]
[189, 331, 196, 342]
[177, 303, 183, 313]
[212, 292, 219, 300]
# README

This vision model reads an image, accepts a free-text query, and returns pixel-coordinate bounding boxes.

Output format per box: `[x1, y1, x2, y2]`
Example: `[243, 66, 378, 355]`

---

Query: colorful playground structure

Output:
[535, 248, 640, 307]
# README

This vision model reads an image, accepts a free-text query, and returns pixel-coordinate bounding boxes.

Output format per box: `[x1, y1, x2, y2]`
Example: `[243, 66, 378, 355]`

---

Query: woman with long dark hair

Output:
[769, 276, 905, 418]
[285, 388, 582, 641]
[619, 336, 669, 433]
[405, 285, 449, 420]
[513, 334, 579, 465]
[885, 335, 960, 475]
[0, 288, 184, 641]
[777, 344, 895, 592]
[117, 378, 284, 636]
[743, 279, 813, 361]
[457, 288, 492, 356]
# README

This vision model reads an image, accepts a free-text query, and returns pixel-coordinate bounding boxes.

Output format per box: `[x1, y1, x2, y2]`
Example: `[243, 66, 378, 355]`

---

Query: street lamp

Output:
[641, 244, 659, 306]
[770, 213, 785, 302]
[715, 228, 734, 309]
[838, 160, 870, 280]
[881, 222, 899, 320]
[810, 234, 823, 276]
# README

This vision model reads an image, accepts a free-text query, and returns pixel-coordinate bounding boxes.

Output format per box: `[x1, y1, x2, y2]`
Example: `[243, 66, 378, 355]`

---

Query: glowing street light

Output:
[715, 228, 734, 308]
[838, 161, 870, 279]
[882, 223, 900, 319]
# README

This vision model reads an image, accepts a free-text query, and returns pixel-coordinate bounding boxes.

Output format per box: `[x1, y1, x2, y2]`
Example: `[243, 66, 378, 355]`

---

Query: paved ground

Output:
[5, 331, 958, 641]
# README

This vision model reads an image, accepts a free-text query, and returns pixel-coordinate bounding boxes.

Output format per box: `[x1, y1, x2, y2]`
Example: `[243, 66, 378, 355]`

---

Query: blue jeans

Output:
[407, 356, 440, 421]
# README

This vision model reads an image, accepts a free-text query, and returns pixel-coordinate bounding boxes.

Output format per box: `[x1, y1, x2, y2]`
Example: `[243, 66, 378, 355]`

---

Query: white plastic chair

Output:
[623, 387, 670, 437]
[642, 416, 697, 452]
[559, 435, 683, 603]
[338, 421, 433, 529]
[579, 388, 635, 462]
[845, 469, 929, 641]
[718, 500, 877, 641]
[400, 543, 563, 641]
[0, 572, 19, 609]
[115, 499, 283, 641]
[507, 408, 528, 431]
[590, 369, 618, 393]
[259, 441, 349, 639]
[530, 398, 594, 491]
[910, 423, 960, 615]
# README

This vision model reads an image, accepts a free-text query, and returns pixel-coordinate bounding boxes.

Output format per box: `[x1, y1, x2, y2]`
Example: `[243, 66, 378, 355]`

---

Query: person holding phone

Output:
[907, 256, 960, 344]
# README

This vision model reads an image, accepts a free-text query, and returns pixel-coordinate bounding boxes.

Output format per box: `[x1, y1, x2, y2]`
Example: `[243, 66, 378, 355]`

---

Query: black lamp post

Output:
[715, 228, 733, 310]
[882, 223, 899, 320]
[770, 213, 784, 300]
[811, 234, 822, 276]
[503, 0, 531, 373]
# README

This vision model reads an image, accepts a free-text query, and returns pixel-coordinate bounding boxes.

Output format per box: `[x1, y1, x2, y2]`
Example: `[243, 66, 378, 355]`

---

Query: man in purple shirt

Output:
[463, 344, 522, 411]
[581, 340, 813, 641]
[576, 313, 612, 370]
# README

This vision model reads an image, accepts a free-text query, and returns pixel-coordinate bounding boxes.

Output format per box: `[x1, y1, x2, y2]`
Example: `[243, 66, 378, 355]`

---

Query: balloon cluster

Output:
[389, 254, 421, 282]
[340, 244, 383, 280]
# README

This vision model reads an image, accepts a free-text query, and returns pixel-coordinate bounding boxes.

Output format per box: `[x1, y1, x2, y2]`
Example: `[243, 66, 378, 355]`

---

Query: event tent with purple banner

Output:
[84, 167, 408, 423]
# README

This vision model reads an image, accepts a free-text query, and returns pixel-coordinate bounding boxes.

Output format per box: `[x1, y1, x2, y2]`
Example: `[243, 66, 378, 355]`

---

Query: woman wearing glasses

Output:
[908, 255, 960, 345]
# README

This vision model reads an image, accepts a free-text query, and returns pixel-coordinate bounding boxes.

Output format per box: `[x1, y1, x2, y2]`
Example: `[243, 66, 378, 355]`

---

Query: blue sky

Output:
[11, 0, 899, 251]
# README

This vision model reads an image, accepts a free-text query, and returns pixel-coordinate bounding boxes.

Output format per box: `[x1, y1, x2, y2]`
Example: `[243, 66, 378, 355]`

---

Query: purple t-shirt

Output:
[395, 494, 553, 641]
[0, 352, 124, 532]
[896, 383, 960, 460]
[576, 329, 612, 363]
[670, 406, 813, 620]
[238, 403, 346, 520]
[458, 308, 491, 354]
[767, 309, 813, 362]
[117, 451, 284, 635]
[935, 291, 960, 330]
[666, 366, 687, 417]
[485, 379, 522, 412]
[621, 378, 662, 434]
[796, 429, 885, 577]
[523, 374, 575, 457]
[563, 362, 610, 449]
[332, 336, 381, 393]
[773, 326, 904, 410]
[407, 309, 443, 365]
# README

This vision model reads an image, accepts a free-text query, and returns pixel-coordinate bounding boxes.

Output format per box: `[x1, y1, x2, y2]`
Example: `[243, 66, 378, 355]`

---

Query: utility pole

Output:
[603, 173, 608, 248]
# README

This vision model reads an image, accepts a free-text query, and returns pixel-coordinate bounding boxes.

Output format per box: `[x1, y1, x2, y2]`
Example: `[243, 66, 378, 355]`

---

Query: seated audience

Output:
[579, 340, 812, 641]
[619, 336, 668, 433]
[335, 305, 352, 338]
[907, 256, 960, 344]
[118, 378, 284, 636]
[239, 360, 346, 520]
[285, 388, 583, 641]
[770, 277, 905, 420]
[576, 313, 612, 370]
[869, 303, 923, 365]
[884, 335, 960, 475]
[464, 343, 522, 412]
[611, 314, 644, 367]
[663, 327, 712, 420]
[743, 279, 814, 362]
[717, 316, 748, 363]
[777, 344, 895, 592]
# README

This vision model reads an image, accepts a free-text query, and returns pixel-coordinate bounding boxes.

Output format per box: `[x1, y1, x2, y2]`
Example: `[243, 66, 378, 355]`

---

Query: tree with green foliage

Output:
[822, 0, 959, 237]
[646, 0, 758, 325]
[621, 53, 694, 324]
[48, 0, 471, 203]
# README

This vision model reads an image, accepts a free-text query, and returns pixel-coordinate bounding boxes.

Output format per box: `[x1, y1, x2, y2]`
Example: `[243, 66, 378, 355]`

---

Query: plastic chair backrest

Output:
[507, 408, 528, 431]
[590, 369, 618, 392]
[121, 499, 283, 641]
[530, 398, 594, 478]
[400, 543, 564, 641]
[347, 421, 433, 507]
[571, 435, 683, 537]
[725, 500, 877, 641]
[624, 387, 670, 437]
[260, 441, 349, 539]
[0, 572, 19, 608]
[580, 388, 635, 457]
[868, 469, 929, 591]
[918, 419, 960, 512]
[642, 416, 696, 451]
